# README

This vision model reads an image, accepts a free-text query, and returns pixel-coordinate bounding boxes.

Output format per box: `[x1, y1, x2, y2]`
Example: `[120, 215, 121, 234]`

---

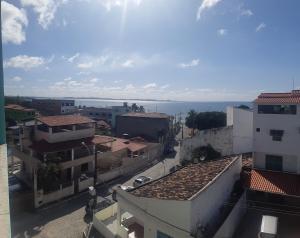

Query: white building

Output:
[93, 156, 243, 238]
[227, 106, 253, 154]
[253, 90, 300, 173]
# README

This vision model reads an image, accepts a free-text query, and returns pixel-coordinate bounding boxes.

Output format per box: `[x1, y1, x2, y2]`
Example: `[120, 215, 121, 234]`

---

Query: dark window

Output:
[258, 105, 296, 114]
[157, 231, 173, 238]
[81, 163, 88, 172]
[256, 128, 260, 132]
[89, 112, 93, 116]
[270, 129, 284, 141]
[266, 155, 283, 171]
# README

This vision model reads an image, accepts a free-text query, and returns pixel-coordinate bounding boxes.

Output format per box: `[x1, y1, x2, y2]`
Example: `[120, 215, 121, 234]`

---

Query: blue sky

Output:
[2, 0, 300, 101]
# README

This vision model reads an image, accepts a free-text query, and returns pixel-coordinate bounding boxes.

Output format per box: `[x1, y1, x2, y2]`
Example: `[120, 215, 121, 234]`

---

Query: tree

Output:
[191, 144, 221, 162]
[131, 103, 138, 112]
[37, 163, 61, 192]
[138, 105, 145, 112]
[237, 104, 250, 110]
[185, 111, 226, 130]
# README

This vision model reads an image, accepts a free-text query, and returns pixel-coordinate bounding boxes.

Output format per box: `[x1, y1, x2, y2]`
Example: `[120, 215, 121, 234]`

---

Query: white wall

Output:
[253, 104, 300, 173]
[117, 191, 192, 238]
[213, 192, 246, 238]
[35, 128, 95, 143]
[180, 126, 233, 162]
[190, 157, 242, 234]
[227, 107, 253, 154]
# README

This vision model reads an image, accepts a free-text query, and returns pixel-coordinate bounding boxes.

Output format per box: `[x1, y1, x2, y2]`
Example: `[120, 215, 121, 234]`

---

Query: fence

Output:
[35, 182, 74, 208]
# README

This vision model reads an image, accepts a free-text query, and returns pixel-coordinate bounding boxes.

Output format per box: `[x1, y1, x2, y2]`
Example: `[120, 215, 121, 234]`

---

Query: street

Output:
[11, 145, 180, 238]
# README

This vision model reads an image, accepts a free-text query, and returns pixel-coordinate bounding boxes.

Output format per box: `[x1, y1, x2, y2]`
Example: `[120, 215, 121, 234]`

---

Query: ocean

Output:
[75, 99, 252, 117]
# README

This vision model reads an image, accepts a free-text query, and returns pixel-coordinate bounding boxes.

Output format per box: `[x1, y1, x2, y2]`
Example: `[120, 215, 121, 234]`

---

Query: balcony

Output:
[36, 126, 95, 143]
[93, 203, 144, 238]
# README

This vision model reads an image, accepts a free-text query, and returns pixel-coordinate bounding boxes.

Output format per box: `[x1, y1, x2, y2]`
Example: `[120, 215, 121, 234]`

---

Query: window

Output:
[270, 129, 284, 141]
[256, 128, 260, 132]
[157, 231, 173, 238]
[258, 105, 296, 114]
[81, 163, 88, 172]
[265, 155, 283, 171]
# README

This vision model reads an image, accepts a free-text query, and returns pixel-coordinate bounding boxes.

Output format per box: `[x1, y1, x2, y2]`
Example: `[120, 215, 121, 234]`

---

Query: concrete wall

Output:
[78, 177, 94, 192]
[190, 157, 242, 234]
[227, 107, 253, 154]
[35, 127, 95, 143]
[253, 104, 300, 173]
[35, 182, 74, 208]
[117, 191, 192, 238]
[0, 144, 11, 238]
[180, 126, 233, 162]
[214, 192, 247, 238]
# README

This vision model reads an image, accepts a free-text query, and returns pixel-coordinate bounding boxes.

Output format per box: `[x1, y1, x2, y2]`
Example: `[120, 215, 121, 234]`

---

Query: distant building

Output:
[227, 106, 253, 154]
[93, 156, 242, 238]
[80, 103, 131, 128]
[5, 104, 36, 123]
[116, 112, 172, 149]
[31, 98, 76, 116]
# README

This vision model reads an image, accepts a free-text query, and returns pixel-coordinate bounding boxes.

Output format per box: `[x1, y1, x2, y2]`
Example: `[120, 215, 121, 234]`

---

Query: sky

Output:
[2, 0, 300, 101]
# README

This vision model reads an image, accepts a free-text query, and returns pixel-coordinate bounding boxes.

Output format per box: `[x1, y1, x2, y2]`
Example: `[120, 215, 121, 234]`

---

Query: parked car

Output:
[258, 215, 278, 238]
[133, 176, 151, 187]
[8, 175, 22, 193]
[120, 185, 134, 191]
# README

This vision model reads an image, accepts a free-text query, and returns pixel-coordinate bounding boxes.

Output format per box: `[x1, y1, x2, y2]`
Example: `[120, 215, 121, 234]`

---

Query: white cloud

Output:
[121, 60, 134, 68]
[76, 52, 159, 71]
[77, 62, 94, 69]
[20, 0, 68, 29]
[217, 28, 227, 36]
[143, 83, 157, 89]
[67, 53, 80, 63]
[160, 84, 169, 89]
[256, 22, 266, 32]
[90, 78, 100, 83]
[4, 55, 46, 70]
[100, 0, 142, 11]
[10, 76, 23, 82]
[197, 0, 222, 21]
[241, 9, 253, 17]
[1, 1, 28, 44]
[178, 59, 199, 69]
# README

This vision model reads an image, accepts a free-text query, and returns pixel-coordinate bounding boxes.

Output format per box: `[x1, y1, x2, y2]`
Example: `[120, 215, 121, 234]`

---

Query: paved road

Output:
[11, 145, 181, 238]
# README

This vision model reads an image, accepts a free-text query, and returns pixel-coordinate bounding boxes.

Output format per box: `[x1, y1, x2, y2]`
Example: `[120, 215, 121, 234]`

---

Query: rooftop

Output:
[254, 90, 300, 104]
[98, 136, 148, 153]
[245, 169, 300, 197]
[30, 135, 114, 153]
[5, 104, 35, 112]
[130, 157, 237, 200]
[121, 112, 169, 119]
[37, 115, 95, 127]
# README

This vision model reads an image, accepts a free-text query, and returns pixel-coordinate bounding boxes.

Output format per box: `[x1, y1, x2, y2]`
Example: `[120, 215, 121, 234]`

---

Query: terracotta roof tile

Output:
[254, 90, 300, 104]
[37, 115, 95, 126]
[5, 104, 35, 112]
[130, 157, 237, 200]
[245, 169, 300, 196]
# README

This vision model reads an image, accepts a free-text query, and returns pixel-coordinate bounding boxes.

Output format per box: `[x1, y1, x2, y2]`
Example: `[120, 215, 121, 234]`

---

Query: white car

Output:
[133, 176, 152, 187]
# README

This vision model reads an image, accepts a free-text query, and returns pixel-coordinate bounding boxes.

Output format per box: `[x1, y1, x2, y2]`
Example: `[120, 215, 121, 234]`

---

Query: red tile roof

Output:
[30, 135, 114, 153]
[121, 112, 169, 119]
[5, 104, 35, 112]
[37, 115, 95, 126]
[254, 90, 300, 104]
[245, 170, 300, 197]
[130, 157, 237, 200]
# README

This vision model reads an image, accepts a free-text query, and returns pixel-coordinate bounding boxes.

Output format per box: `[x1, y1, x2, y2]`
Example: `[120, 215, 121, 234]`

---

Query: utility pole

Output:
[0, 1, 12, 236]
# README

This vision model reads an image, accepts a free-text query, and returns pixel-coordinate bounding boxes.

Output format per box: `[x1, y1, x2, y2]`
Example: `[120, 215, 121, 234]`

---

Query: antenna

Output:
[293, 78, 295, 90]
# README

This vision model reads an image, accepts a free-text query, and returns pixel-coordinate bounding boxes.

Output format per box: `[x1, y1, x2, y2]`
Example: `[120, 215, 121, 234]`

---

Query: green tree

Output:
[185, 111, 226, 130]
[37, 163, 61, 192]
[237, 104, 250, 110]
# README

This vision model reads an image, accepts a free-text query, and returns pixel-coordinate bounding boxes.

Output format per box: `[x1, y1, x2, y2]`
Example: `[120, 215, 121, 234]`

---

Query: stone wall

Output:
[180, 126, 233, 162]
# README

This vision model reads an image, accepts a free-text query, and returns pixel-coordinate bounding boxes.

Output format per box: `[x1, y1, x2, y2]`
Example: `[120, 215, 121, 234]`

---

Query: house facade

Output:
[31, 98, 76, 116]
[253, 90, 300, 173]
[93, 156, 242, 238]
[5, 104, 36, 123]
